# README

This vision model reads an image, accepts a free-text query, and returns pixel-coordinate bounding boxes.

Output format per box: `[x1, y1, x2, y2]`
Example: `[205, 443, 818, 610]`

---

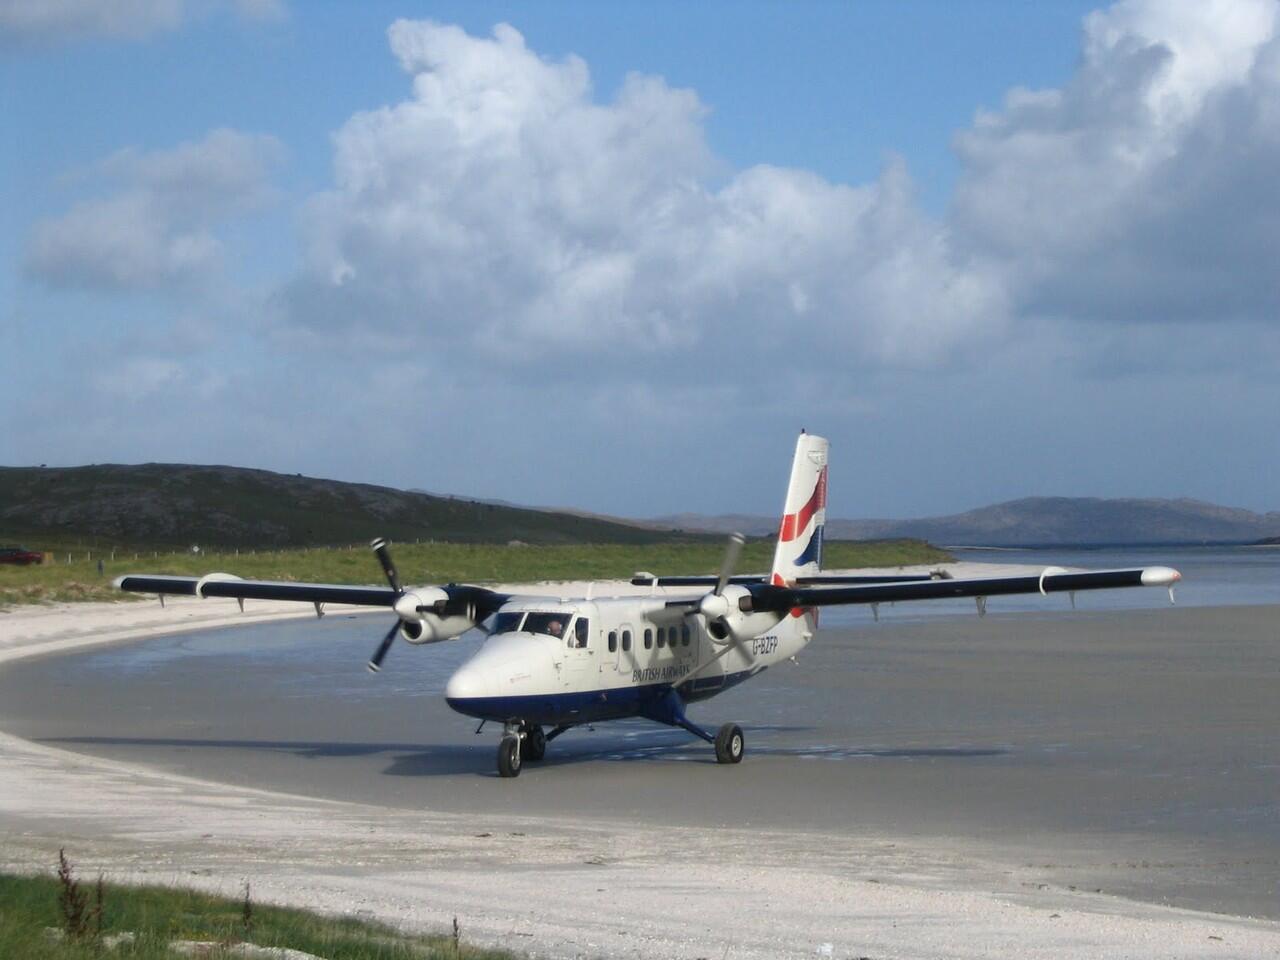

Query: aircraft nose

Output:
[445, 660, 492, 702]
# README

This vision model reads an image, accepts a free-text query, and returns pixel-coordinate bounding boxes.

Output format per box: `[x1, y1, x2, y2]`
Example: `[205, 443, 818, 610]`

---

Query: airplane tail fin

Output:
[770, 432, 829, 585]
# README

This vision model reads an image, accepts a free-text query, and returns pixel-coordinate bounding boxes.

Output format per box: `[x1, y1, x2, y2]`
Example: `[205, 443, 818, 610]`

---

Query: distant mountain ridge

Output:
[655, 496, 1280, 546]
[0, 463, 688, 548]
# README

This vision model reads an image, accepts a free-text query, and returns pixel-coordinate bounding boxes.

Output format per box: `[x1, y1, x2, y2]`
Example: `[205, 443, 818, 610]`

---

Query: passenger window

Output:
[656, 627, 666, 649]
[682, 623, 691, 646]
[622, 629, 632, 651]
[575, 618, 589, 648]
[644, 628, 653, 650]
[608, 631, 617, 653]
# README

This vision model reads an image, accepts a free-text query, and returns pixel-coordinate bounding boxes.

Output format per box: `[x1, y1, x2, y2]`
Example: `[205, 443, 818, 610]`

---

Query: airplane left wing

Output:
[115, 574, 398, 607]
[114, 538, 510, 671]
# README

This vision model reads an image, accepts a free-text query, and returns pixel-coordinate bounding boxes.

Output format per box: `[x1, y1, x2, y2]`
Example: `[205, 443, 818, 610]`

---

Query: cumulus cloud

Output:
[26, 129, 283, 291]
[280, 4, 1280, 383]
[951, 0, 1280, 325]
[0, 0, 284, 47]
[282, 19, 1005, 370]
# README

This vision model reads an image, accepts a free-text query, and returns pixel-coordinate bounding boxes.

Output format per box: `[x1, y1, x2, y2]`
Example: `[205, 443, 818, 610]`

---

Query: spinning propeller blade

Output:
[371, 537, 402, 594]
[695, 533, 745, 640]
[368, 537, 405, 672]
[367, 620, 400, 673]
[715, 533, 745, 596]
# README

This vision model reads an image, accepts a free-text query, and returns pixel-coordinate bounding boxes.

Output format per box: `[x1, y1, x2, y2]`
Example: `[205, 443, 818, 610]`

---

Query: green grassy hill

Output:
[0, 463, 689, 549]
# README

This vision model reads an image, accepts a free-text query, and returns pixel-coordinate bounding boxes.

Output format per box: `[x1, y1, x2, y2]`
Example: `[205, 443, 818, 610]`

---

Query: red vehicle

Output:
[0, 546, 44, 565]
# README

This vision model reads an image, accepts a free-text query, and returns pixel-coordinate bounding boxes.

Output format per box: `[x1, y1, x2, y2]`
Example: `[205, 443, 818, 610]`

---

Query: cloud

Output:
[26, 129, 283, 291]
[951, 0, 1280, 326]
[13, 2, 1280, 519]
[279, 4, 1280, 386]
[280, 19, 1006, 372]
[0, 0, 284, 48]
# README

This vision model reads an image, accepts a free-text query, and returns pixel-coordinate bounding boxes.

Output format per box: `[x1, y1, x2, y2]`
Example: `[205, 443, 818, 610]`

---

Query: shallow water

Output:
[820, 544, 1280, 626]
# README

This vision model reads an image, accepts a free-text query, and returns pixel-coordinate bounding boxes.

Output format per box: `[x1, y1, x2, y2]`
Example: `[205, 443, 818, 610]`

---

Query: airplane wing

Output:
[114, 538, 510, 671]
[632, 572, 938, 588]
[741, 566, 1181, 613]
[115, 574, 398, 607]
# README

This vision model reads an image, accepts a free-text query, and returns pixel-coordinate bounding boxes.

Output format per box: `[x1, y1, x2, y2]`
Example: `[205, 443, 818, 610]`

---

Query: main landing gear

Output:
[714, 723, 745, 764]
[642, 688, 745, 765]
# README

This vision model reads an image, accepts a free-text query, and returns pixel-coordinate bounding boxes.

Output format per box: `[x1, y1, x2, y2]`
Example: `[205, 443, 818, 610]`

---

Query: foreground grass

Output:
[0, 538, 952, 607]
[0, 869, 509, 960]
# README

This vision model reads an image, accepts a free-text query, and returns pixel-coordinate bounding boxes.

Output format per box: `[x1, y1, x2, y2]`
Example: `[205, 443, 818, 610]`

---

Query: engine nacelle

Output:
[702, 585, 784, 645]
[394, 589, 477, 644]
[400, 613, 478, 644]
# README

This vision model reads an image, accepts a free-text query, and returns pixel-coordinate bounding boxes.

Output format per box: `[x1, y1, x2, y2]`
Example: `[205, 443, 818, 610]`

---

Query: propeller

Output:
[696, 533, 745, 641]
[668, 532, 757, 693]
[368, 537, 406, 672]
[372, 536, 402, 594]
[715, 532, 744, 596]
[367, 620, 400, 673]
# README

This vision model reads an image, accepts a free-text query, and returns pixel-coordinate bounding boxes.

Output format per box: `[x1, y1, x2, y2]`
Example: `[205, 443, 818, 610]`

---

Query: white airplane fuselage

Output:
[444, 595, 815, 725]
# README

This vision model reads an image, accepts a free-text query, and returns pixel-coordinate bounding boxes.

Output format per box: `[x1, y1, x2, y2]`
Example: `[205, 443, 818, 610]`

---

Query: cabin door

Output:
[562, 615, 595, 687]
[615, 623, 635, 677]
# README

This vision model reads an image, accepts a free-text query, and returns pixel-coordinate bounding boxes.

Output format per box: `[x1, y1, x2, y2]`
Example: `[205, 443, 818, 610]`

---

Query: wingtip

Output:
[1140, 566, 1182, 586]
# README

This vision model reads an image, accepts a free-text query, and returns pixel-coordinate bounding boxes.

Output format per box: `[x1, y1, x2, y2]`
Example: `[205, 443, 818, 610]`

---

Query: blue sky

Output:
[3, 1, 1278, 521]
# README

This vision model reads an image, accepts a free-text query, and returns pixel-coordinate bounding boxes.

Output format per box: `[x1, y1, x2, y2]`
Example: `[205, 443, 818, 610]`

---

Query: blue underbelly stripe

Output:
[445, 667, 764, 723]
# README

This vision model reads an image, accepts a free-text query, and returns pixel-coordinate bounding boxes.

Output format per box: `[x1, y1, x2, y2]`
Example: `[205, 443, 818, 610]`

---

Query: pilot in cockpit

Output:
[547, 618, 564, 639]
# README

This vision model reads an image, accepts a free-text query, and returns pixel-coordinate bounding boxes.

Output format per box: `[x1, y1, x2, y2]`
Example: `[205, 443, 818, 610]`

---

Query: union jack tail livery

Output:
[771, 431, 829, 585]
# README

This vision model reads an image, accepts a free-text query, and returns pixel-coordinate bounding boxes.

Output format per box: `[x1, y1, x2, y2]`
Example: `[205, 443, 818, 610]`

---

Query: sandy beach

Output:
[2, 571, 1279, 959]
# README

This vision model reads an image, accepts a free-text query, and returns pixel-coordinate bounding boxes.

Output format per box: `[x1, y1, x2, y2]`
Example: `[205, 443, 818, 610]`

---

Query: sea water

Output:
[819, 543, 1280, 627]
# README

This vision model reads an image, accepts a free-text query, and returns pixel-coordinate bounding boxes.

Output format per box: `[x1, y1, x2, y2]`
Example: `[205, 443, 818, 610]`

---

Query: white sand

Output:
[3, 567, 1277, 959]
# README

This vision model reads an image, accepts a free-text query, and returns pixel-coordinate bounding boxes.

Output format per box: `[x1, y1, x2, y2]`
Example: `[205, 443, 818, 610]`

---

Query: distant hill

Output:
[656, 497, 1280, 546]
[0, 463, 688, 548]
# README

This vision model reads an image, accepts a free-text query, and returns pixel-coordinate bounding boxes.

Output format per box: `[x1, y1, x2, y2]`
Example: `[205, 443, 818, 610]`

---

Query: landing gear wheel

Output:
[714, 723, 744, 764]
[521, 724, 546, 762]
[497, 735, 523, 777]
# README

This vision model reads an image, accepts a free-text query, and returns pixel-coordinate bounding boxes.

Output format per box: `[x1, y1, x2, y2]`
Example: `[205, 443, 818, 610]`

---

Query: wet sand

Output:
[2, 603, 1277, 921]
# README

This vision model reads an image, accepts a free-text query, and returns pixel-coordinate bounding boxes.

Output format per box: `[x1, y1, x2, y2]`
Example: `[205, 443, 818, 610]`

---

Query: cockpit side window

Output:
[574, 617, 590, 648]
[491, 611, 525, 634]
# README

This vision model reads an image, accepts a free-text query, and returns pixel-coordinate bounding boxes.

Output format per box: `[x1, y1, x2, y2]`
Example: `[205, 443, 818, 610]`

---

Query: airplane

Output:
[115, 432, 1182, 778]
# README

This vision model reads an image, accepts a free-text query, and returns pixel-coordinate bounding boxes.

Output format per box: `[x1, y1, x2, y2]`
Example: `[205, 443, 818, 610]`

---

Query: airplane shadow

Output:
[43, 732, 1008, 779]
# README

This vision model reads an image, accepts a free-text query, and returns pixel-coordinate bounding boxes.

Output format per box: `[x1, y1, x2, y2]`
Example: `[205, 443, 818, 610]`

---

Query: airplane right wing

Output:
[740, 566, 1181, 614]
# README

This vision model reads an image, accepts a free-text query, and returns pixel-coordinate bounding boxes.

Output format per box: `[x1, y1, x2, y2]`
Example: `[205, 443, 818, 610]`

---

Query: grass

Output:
[1, 861, 511, 960]
[0, 538, 953, 607]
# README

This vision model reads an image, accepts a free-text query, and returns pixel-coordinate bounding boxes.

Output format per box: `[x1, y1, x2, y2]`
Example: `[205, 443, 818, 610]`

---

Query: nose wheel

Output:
[497, 734, 522, 778]
[497, 722, 549, 777]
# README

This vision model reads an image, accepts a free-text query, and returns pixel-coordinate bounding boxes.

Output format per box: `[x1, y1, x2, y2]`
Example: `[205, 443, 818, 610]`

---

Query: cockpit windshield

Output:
[490, 612, 525, 634]
[522, 612, 569, 639]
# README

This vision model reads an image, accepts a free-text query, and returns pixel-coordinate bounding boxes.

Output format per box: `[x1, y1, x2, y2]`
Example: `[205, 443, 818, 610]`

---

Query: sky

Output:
[2, 0, 1278, 521]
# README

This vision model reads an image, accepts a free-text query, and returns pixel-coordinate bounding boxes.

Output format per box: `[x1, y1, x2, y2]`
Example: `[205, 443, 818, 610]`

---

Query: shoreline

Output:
[3, 573, 1279, 958]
